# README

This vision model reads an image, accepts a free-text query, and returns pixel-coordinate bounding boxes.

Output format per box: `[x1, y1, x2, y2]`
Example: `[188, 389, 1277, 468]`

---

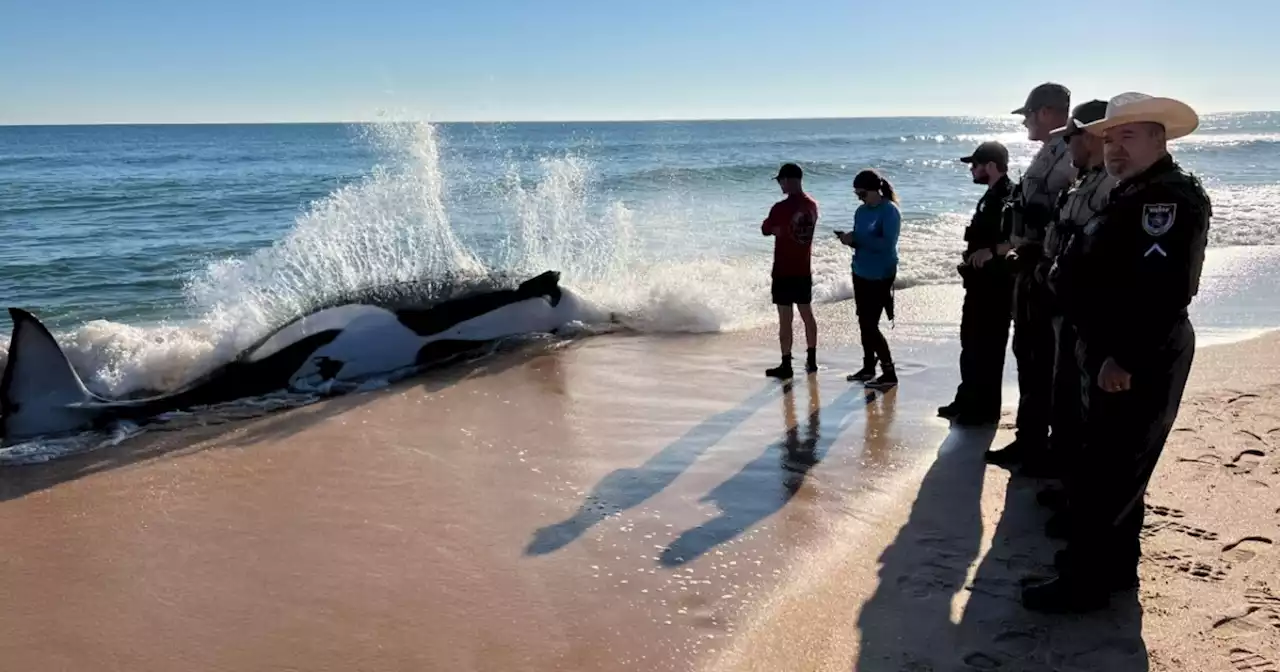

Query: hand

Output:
[837, 231, 853, 246]
[1097, 357, 1132, 393]
[1006, 249, 1019, 263]
[969, 248, 994, 269]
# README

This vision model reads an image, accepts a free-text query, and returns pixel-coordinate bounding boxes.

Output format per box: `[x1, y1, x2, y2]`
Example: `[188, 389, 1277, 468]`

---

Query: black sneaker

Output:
[983, 439, 1037, 467]
[865, 368, 897, 390]
[936, 402, 963, 419]
[846, 363, 876, 382]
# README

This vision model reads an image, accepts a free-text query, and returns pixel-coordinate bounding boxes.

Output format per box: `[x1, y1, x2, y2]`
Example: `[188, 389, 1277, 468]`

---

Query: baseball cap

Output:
[1012, 82, 1071, 115]
[774, 163, 803, 180]
[960, 141, 1009, 166]
[1055, 99, 1109, 139]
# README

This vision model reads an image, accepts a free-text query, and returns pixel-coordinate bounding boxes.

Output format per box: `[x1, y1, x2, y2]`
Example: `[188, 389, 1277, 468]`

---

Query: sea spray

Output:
[0, 118, 863, 398]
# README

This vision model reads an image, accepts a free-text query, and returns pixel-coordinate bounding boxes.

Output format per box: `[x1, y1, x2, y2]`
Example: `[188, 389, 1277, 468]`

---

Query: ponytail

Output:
[853, 169, 900, 204]
[880, 177, 900, 204]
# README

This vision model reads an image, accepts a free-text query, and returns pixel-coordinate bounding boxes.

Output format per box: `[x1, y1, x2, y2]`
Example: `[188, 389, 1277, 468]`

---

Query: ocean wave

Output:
[0, 118, 1275, 404]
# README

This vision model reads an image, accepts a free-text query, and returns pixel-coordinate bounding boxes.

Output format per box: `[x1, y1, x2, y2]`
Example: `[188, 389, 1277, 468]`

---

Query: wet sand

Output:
[2, 248, 1280, 671]
[0, 326, 952, 671]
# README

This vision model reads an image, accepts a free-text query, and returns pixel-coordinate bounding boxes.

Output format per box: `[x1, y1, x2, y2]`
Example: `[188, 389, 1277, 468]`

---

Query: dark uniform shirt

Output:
[963, 174, 1014, 259]
[1061, 154, 1211, 373]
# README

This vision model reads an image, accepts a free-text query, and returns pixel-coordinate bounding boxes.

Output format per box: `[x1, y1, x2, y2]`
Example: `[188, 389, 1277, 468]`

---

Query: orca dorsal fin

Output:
[517, 270, 562, 306]
[1, 308, 105, 441]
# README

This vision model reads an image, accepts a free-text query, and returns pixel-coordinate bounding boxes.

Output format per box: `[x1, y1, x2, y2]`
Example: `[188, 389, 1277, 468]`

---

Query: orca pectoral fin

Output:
[1, 308, 110, 441]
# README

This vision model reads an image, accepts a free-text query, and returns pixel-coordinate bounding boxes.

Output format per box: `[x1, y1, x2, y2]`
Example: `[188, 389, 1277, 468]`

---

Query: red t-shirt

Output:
[762, 192, 819, 277]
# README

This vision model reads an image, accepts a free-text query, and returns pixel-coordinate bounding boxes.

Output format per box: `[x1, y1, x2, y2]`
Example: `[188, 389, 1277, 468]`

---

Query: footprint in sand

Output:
[1143, 519, 1220, 542]
[1223, 537, 1274, 565]
[1214, 608, 1270, 638]
[1228, 450, 1268, 473]
[1229, 648, 1278, 672]
[1245, 585, 1280, 611]
[1148, 550, 1229, 582]
[1146, 504, 1188, 519]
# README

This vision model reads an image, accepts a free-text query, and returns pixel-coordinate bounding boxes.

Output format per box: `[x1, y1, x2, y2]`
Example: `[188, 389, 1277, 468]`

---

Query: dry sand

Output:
[0, 298, 1276, 671]
[708, 331, 1280, 672]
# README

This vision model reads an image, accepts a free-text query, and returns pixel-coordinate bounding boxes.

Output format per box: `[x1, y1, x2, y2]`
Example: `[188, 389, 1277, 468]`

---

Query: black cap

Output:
[960, 141, 1009, 166]
[1058, 99, 1109, 139]
[1012, 82, 1071, 115]
[774, 163, 803, 180]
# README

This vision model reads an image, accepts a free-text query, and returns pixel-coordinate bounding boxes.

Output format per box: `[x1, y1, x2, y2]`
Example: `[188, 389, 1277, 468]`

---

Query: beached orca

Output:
[0, 270, 605, 444]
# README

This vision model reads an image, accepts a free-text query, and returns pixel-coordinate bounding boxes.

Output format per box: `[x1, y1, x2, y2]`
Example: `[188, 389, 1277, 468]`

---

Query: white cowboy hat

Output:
[1081, 92, 1200, 139]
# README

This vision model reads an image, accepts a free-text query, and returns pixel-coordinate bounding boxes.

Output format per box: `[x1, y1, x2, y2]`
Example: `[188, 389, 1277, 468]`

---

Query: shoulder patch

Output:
[1142, 203, 1176, 237]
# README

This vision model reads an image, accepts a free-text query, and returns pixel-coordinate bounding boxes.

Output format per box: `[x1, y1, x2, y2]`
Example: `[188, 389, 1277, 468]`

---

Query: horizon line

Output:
[2, 109, 1274, 128]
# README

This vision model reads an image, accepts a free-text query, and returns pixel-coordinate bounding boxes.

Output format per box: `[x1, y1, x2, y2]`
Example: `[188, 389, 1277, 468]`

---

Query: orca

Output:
[0, 270, 605, 444]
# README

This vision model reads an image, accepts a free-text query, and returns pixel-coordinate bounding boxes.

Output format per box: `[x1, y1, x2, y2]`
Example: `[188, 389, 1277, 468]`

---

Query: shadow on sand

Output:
[853, 426, 1148, 671]
[658, 377, 885, 567]
[0, 340, 562, 504]
[525, 382, 784, 556]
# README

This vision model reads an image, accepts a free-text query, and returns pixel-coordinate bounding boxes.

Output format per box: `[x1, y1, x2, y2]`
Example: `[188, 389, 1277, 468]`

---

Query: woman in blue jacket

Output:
[837, 169, 901, 388]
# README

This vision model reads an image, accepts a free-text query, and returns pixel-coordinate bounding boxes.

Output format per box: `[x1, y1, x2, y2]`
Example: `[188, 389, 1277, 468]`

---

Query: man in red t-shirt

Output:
[761, 162, 820, 379]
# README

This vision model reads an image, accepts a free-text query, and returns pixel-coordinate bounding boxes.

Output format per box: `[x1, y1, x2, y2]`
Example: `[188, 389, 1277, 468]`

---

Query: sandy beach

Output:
[1, 273, 1278, 671]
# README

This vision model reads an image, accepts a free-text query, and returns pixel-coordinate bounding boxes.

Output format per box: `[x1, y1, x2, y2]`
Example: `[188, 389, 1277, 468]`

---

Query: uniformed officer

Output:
[938, 141, 1014, 426]
[1029, 99, 1117, 486]
[1023, 92, 1211, 613]
[985, 83, 1078, 469]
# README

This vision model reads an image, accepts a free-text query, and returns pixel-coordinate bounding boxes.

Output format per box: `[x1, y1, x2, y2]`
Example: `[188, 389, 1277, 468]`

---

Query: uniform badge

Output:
[1142, 204, 1176, 237]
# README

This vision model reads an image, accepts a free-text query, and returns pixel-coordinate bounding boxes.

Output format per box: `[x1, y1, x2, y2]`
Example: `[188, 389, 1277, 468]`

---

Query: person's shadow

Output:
[524, 384, 780, 556]
[852, 426, 1149, 671]
[659, 377, 878, 567]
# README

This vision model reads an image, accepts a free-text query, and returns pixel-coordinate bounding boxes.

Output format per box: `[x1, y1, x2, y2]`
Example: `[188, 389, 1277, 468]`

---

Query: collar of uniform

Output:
[989, 174, 1013, 194]
[1116, 153, 1176, 192]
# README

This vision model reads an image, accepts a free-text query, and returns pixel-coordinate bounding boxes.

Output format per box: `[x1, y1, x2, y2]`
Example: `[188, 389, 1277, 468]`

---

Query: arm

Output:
[761, 203, 784, 237]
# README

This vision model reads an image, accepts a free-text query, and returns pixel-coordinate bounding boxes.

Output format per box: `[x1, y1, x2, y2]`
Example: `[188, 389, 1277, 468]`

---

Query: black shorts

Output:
[771, 275, 813, 306]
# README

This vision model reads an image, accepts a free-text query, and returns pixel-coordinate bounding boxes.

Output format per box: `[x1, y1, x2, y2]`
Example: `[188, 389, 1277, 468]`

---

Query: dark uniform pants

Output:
[1063, 318, 1195, 578]
[955, 272, 1013, 419]
[1012, 268, 1057, 446]
[1049, 315, 1081, 454]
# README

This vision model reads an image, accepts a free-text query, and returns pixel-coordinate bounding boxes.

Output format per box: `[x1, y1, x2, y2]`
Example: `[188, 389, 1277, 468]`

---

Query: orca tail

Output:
[517, 270, 563, 306]
[1, 308, 108, 442]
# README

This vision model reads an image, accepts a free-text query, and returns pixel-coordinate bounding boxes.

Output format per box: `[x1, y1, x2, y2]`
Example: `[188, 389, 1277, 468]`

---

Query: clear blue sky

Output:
[2, 0, 1275, 124]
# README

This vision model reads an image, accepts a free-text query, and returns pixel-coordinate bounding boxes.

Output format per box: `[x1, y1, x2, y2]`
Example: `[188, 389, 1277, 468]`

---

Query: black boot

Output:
[766, 355, 794, 379]
[847, 358, 877, 382]
[1021, 573, 1110, 613]
[805, 348, 818, 374]
[984, 439, 1039, 467]
[866, 363, 898, 389]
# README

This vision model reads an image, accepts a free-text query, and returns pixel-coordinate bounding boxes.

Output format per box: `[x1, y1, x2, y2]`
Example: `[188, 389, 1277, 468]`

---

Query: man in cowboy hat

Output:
[984, 82, 1079, 471]
[1022, 92, 1211, 614]
[1030, 99, 1119, 515]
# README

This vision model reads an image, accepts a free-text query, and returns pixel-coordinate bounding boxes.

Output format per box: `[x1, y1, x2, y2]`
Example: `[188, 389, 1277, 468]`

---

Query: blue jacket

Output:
[850, 201, 901, 280]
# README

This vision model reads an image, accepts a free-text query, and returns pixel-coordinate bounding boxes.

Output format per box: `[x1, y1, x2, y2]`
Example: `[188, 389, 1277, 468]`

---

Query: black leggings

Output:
[852, 273, 894, 366]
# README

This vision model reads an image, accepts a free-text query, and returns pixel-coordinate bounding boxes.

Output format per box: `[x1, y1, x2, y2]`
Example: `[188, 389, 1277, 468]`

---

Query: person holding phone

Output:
[836, 169, 901, 389]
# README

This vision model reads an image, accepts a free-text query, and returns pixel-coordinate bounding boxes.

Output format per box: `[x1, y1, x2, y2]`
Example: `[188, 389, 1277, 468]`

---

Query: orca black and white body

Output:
[0, 270, 605, 444]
